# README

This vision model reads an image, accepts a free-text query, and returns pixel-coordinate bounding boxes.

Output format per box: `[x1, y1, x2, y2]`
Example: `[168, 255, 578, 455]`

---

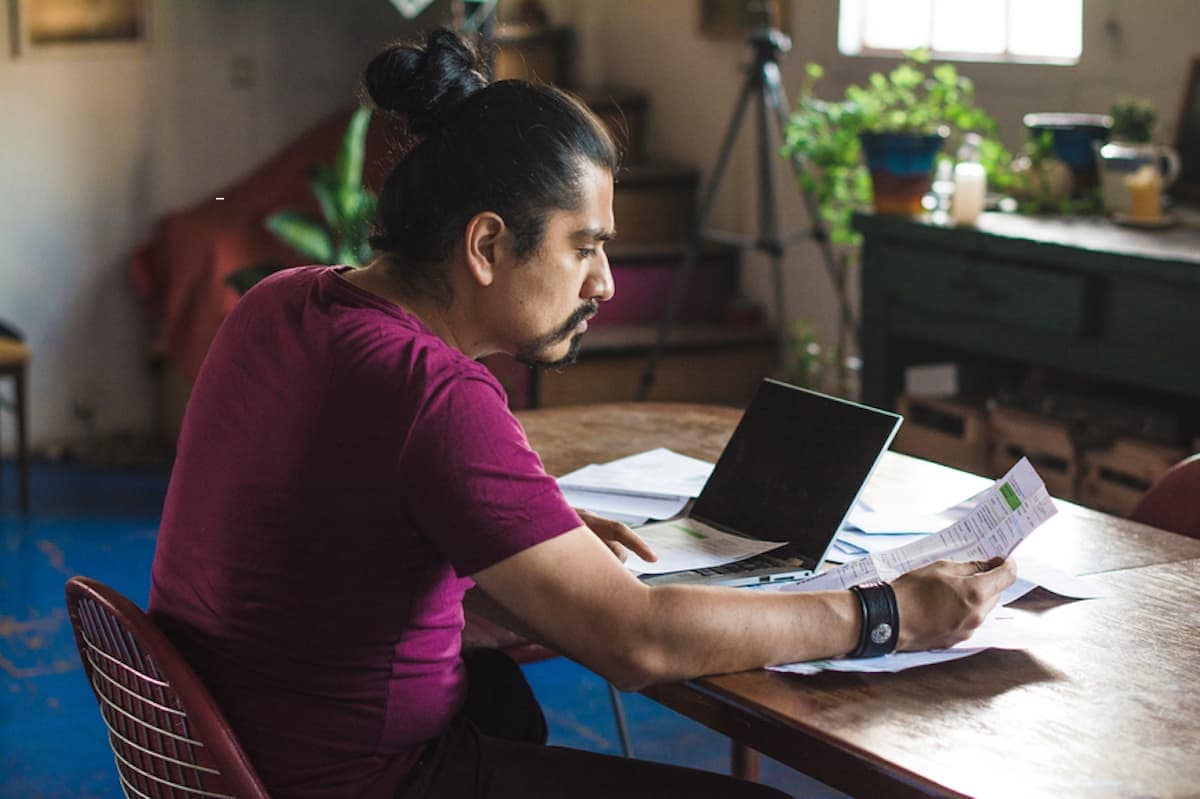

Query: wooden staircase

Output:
[484, 24, 776, 410]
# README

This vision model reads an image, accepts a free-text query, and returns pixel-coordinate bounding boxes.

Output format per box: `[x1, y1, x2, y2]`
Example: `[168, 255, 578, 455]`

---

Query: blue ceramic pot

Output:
[1023, 112, 1112, 190]
[860, 131, 947, 214]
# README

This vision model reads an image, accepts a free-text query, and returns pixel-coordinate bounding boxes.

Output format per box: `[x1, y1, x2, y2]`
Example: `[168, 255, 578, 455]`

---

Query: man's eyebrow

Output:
[573, 227, 617, 242]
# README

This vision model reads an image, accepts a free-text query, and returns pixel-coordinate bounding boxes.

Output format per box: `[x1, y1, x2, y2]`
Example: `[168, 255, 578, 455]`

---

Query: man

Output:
[150, 28, 1014, 799]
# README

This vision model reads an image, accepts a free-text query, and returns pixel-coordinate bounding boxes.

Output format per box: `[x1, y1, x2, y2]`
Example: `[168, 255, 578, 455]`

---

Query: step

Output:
[482, 323, 777, 410]
[493, 24, 573, 86]
[613, 162, 698, 244]
[605, 242, 740, 326]
[577, 86, 650, 163]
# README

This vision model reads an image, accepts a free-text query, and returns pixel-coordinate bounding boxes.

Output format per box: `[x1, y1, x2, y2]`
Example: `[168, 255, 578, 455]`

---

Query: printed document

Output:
[557, 448, 714, 499]
[768, 605, 1058, 675]
[784, 458, 1056, 593]
[622, 518, 788, 575]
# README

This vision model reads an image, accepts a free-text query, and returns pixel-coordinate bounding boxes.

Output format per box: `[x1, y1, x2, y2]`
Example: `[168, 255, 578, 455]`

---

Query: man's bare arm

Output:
[472, 526, 1015, 691]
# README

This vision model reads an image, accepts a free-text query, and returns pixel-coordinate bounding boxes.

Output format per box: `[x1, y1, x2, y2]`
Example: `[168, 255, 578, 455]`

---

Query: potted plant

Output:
[228, 106, 377, 294]
[783, 51, 1008, 244]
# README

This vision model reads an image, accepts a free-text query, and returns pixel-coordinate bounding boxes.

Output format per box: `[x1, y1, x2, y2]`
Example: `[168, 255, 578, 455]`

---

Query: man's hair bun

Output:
[362, 27, 492, 137]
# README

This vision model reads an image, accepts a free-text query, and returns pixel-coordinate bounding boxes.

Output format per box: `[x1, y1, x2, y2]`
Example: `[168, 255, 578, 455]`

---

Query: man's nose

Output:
[585, 251, 614, 303]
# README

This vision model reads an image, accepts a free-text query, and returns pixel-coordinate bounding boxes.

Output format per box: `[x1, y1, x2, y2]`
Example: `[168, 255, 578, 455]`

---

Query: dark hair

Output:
[362, 28, 619, 304]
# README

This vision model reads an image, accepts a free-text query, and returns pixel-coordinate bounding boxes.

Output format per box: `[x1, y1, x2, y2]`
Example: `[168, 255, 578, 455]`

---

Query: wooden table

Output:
[517, 402, 1200, 799]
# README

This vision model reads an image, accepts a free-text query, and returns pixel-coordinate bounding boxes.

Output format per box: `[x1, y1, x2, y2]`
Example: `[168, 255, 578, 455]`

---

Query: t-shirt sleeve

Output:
[399, 369, 583, 576]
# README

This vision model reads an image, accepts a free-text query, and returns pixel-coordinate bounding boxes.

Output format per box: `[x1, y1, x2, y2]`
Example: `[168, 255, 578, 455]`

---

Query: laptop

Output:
[640, 378, 902, 587]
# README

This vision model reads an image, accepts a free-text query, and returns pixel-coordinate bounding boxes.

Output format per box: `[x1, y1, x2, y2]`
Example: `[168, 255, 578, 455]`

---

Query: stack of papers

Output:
[766, 458, 1107, 675]
[786, 458, 1057, 593]
[558, 448, 714, 526]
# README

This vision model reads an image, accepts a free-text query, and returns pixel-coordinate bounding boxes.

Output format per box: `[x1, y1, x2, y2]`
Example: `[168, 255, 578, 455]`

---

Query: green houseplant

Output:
[1109, 97, 1157, 144]
[782, 52, 1009, 249]
[228, 107, 377, 294]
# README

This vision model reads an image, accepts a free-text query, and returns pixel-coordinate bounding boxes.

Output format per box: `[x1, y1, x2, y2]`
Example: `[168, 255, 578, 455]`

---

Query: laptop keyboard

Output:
[694, 552, 794, 576]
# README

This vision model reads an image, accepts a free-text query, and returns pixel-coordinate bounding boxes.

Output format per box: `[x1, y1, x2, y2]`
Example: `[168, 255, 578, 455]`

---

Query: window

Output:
[838, 0, 1083, 65]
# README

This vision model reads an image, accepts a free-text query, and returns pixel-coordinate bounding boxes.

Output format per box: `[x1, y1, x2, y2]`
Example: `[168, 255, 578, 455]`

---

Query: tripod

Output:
[635, 14, 858, 401]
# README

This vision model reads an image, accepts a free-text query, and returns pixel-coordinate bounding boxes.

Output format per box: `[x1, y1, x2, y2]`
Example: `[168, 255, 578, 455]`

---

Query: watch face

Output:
[871, 623, 893, 645]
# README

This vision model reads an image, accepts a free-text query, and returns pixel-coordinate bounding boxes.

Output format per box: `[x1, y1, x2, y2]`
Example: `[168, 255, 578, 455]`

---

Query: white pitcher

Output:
[1095, 141, 1182, 215]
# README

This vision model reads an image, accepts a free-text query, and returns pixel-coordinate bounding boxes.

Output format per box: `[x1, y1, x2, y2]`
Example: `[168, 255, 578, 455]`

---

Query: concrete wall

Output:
[0, 0, 412, 452]
[552, 0, 1200, 381]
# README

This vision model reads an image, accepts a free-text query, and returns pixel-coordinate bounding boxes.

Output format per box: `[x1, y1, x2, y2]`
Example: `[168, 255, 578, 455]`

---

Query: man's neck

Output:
[341, 261, 475, 356]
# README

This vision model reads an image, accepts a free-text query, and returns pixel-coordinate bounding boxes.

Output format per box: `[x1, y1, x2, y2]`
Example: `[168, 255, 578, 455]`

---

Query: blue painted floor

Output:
[0, 459, 844, 798]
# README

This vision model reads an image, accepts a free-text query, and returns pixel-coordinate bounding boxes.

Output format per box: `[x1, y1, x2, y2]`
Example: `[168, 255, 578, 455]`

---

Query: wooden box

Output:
[990, 407, 1077, 499]
[892, 395, 992, 476]
[1079, 437, 1188, 516]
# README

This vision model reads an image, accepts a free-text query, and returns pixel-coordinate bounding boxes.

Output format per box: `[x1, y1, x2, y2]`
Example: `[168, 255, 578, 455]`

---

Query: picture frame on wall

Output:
[9, 0, 147, 56]
[1173, 56, 1200, 204]
[699, 0, 791, 39]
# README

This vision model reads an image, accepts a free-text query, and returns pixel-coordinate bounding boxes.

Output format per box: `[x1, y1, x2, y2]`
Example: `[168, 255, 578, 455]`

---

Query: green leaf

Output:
[333, 106, 372, 214]
[309, 166, 339, 228]
[265, 211, 334, 263]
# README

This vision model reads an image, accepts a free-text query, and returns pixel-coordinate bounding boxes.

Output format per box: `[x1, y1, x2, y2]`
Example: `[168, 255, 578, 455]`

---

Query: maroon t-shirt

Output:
[149, 266, 581, 799]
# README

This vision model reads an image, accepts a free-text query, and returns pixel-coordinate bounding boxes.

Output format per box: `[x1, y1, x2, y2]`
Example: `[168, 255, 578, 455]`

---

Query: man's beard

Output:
[515, 301, 597, 369]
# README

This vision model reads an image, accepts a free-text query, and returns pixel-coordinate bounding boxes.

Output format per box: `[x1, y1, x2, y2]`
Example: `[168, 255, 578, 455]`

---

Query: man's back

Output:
[149, 266, 579, 798]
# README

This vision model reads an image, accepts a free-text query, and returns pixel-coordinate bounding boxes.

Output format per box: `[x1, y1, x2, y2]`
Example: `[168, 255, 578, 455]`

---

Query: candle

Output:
[951, 162, 987, 225]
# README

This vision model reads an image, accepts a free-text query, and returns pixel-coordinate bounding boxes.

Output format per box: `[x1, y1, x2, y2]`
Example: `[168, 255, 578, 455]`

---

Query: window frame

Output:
[838, 0, 1083, 67]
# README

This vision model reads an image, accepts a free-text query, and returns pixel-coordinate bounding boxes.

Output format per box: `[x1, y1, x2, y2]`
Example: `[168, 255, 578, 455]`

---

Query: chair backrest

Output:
[1129, 453, 1200, 540]
[65, 576, 271, 799]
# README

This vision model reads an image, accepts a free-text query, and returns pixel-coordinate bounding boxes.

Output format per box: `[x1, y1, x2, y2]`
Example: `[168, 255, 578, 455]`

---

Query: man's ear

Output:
[463, 212, 506, 287]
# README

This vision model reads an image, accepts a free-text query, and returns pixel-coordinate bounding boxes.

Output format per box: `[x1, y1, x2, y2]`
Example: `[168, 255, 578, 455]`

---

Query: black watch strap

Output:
[848, 582, 900, 658]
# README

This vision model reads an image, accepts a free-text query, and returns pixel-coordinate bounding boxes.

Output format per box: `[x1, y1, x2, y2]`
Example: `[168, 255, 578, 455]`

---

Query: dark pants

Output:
[396, 648, 792, 799]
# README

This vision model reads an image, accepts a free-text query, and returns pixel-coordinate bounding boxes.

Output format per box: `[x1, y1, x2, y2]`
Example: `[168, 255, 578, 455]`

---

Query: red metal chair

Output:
[1129, 453, 1200, 540]
[65, 576, 271, 799]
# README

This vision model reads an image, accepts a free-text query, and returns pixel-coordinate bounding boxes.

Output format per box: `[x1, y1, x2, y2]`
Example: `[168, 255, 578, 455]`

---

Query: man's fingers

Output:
[605, 540, 629, 563]
[576, 509, 657, 562]
[970, 557, 1018, 596]
[608, 525, 657, 562]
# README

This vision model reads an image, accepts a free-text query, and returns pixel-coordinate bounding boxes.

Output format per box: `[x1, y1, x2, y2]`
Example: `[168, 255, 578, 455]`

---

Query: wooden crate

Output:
[892, 395, 992, 476]
[1079, 437, 1188, 516]
[990, 407, 1077, 499]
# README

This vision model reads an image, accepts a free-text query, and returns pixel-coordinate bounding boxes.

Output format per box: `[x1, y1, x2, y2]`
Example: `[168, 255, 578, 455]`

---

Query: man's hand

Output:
[576, 509, 657, 564]
[891, 557, 1017, 651]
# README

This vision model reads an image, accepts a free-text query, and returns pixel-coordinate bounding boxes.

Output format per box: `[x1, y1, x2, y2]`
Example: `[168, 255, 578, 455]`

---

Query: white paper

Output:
[843, 508, 960, 535]
[784, 459, 1057, 593]
[557, 448, 714, 499]
[769, 607, 1054, 675]
[1006, 556, 1108, 601]
[622, 518, 788, 575]
[836, 530, 932, 554]
[560, 487, 689, 522]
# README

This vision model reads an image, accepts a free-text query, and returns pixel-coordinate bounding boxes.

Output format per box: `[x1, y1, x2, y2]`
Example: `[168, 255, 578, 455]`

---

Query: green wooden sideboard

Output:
[856, 211, 1200, 412]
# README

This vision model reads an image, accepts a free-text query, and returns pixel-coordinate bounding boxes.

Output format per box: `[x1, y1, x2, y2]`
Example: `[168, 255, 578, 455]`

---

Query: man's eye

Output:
[577, 247, 596, 258]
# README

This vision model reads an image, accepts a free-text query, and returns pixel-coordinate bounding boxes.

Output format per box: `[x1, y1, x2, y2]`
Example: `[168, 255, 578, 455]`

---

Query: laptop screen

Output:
[690, 379, 902, 567]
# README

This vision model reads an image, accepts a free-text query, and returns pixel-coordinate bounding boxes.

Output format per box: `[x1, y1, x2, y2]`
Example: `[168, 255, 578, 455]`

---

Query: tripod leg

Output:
[636, 77, 759, 402]
[755, 68, 790, 376]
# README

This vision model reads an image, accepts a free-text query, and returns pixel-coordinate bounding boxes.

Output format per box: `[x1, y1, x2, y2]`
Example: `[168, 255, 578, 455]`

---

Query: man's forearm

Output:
[612, 584, 861, 689]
